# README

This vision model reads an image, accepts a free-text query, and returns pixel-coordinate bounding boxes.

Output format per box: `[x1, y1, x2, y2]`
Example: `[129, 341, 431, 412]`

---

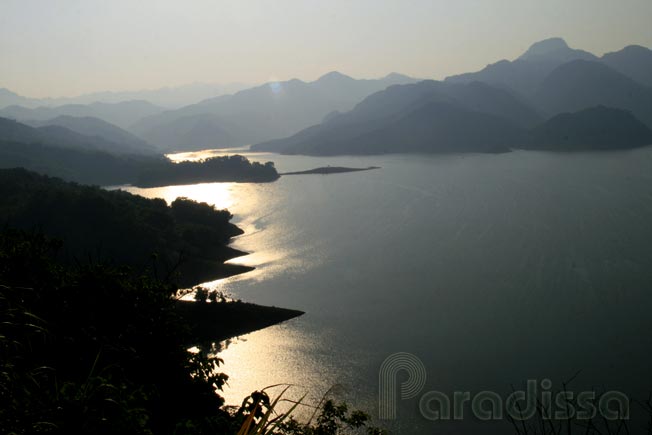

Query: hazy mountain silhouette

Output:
[138, 113, 236, 151]
[446, 38, 598, 96]
[525, 106, 652, 150]
[0, 117, 152, 184]
[252, 80, 538, 154]
[253, 66, 652, 156]
[0, 117, 153, 155]
[51, 82, 253, 108]
[532, 60, 652, 127]
[26, 116, 155, 154]
[0, 83, 251, 110]
[0, 100, 163, 129]
[6, 37, 651, 158]
[0, 118, 275, 186]
[323, 80, 540, 127]
[0, 88, 33, 109]
[601, 45, 652, 87]
[131, 72, 419, 151]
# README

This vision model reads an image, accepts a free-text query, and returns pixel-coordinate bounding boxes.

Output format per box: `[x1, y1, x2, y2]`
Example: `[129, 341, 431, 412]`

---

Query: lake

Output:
[121, 147, 652, 434]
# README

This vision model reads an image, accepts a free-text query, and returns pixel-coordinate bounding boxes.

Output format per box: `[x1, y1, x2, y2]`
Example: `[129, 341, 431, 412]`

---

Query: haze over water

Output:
[123, 148, 652, 434]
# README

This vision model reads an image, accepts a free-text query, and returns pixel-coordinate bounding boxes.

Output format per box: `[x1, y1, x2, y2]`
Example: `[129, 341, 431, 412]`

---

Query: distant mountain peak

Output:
[624, 44, 651, 51]
[606, 44, 652, 56]
[519, 37, 570, 59]
[600, 44, 652, 87]
[316, 71, 354, 82]
[383, 72, 414, 81]
[0, 88, 21, 96]
[518, 37, 597, 64]
[285, 78, 306, 85]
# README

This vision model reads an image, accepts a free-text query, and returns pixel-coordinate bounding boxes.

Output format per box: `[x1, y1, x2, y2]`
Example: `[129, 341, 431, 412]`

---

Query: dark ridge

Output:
[524, 105, 652, 150]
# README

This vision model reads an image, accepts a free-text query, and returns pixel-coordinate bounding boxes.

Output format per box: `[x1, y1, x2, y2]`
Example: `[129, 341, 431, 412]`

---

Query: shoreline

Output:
[169, 220, 253, 288]
[175, 243, 255, 288]
[108, 173, 303, 340]
[133, 174, 279, 188]
[176, 261, 255, 288]
[174, 227, 305, 342]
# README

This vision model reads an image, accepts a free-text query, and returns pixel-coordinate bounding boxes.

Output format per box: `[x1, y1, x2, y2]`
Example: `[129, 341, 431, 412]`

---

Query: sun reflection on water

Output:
[165, 147, 269, 164]
[215, 322, 339, 414]
[108, 151, 329, 414]
[114, 173, 311, 290]
[121, 182, 237, 210]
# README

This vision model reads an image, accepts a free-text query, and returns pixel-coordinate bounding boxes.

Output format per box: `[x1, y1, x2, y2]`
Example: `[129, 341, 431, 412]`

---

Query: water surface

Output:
[121, 147, 652, 434]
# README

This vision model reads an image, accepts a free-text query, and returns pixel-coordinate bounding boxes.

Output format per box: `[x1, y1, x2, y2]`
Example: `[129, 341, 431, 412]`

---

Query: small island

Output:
[281, 166, 380, 176]
[135, 154, 280, 187]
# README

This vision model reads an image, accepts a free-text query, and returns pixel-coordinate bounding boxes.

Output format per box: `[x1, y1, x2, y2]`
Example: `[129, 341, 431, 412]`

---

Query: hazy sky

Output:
[2, 0, 651, 98]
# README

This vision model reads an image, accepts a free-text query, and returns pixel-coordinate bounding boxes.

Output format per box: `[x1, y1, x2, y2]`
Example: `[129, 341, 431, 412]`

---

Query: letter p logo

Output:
[379, 352, 427, 420]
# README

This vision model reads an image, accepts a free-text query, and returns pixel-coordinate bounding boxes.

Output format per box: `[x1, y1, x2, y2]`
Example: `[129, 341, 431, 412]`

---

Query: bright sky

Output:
[1, 0, 651, 98]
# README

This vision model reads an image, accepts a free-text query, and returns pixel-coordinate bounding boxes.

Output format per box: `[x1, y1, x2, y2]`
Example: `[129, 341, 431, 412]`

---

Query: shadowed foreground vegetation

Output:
[0, 229, 383, 434]
[0, 169, 382, 434]
[0, 168, 252, 287]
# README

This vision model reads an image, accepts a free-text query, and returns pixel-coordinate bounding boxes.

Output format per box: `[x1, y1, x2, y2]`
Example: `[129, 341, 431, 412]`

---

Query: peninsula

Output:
[281, 166, 380, 175]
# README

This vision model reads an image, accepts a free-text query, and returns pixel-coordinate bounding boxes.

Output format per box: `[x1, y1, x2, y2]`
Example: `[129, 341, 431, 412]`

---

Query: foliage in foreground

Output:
[231, 386, 384, 435]
[0, 229, 382, 435]
[0, 168, 246, 287]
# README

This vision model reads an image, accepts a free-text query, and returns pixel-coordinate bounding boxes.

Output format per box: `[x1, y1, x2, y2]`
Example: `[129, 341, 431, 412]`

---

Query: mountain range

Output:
[0, 82, 252, 110]
[0, 116, 155, 156]
[0, 100, 163, 130]
[0, 116, 278, 187]
[445, 37, 652, 96]
[0, 116, 153, 185]
[252, 80, 538, 154]
[24, 115, 155, 154]
[129, 72, 419, 151]
[252, 38, 652, 155]
[2, 37, 652, 159]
